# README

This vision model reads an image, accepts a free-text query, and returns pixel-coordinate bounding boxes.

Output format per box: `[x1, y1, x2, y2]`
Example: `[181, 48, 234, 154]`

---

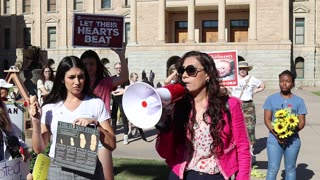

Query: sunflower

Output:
[286, 114, 299, 128]
[286, 130, 294, 137]
[273, 108, 299, 140]
[275, 109, 287, 118]
[273, 118, 282, 124]
[273, 121, 287, 134]
[278, 130, 290, 139]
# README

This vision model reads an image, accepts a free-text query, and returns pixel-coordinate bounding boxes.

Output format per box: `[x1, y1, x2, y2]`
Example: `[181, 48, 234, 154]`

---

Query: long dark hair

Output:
[174, 51, 230, 157]
[42, 56, 95, 106]
[166, 55, 180, 76]
[40, 65, 55, 82]
[0, 100, 11, 133]
[80, 50, 111, 88]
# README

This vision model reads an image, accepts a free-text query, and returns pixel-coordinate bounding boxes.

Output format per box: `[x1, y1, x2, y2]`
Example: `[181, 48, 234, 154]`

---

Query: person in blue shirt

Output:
[263, 70, 307, 180]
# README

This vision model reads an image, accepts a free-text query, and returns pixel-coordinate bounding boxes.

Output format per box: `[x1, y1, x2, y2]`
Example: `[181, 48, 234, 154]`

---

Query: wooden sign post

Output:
[4, 67, 30, 140]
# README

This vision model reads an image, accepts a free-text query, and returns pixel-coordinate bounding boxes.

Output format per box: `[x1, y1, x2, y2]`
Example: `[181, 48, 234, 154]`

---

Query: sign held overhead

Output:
[73, 13, 124, 48]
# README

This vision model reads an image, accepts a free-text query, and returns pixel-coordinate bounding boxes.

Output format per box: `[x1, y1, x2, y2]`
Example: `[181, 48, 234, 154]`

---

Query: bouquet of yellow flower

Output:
[272, 108, 299, 139]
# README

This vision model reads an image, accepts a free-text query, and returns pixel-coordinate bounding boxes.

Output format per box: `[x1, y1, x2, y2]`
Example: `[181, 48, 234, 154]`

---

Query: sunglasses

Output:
[239, 68, 249, 71]
[177, 65, 204, 77]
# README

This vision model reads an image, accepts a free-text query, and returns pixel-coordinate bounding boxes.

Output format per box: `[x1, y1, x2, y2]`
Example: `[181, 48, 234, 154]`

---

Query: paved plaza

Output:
[25, 87, 319, 179]
[113, 87, 320, 180]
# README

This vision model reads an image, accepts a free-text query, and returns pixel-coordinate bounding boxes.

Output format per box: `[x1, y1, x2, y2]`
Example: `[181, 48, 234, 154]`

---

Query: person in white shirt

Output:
[37, 66, 54, 105]
[229, 61, 265, 164]
[30, 56, 116, 180]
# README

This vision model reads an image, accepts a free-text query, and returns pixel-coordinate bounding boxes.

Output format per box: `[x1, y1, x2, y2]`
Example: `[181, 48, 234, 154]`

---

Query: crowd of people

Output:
[0, 47, 308, 180]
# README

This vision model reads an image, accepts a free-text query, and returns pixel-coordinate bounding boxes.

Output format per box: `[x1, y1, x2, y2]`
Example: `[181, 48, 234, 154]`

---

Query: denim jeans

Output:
[266, 133, 301, 180]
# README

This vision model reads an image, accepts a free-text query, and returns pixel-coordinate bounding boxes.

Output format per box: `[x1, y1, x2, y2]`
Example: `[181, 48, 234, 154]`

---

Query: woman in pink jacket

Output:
[156, 51, 251, 180]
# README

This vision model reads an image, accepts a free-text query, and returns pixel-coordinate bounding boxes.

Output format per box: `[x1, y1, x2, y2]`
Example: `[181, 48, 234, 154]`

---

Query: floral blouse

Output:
[186, 119, 220, 174]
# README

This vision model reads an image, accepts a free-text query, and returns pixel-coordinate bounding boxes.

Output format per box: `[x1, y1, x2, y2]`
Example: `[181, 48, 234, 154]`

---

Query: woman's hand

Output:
[277, 138, 287, 144]
[111, 88, 125, 96]
[271, 129, 287, 144]
[20, 147, 31, 162]
[73, 118, 97, 127]
[111, 43, 126, 58]
[28, 96, 41, 121]
[155, 107, 173, 132]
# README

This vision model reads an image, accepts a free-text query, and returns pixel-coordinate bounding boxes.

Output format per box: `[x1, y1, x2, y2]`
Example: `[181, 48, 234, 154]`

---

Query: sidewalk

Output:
[113, 87, 320, 180]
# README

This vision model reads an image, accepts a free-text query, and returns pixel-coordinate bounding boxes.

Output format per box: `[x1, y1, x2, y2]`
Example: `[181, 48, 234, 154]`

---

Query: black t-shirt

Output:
[112, 75, 130, 104]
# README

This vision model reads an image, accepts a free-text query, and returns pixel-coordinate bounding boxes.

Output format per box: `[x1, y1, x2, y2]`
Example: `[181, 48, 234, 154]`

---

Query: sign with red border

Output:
[73, 13, 124, 48]
[207, 50, 239, 87]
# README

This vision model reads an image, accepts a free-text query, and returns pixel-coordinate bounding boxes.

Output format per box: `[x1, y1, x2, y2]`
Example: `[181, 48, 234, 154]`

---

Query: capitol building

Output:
[0, 0, 319, 88]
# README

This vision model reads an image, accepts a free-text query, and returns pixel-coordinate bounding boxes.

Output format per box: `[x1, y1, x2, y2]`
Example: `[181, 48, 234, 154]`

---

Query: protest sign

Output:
[73, 13, 124, 48]
[0, 158, 29, 180]
[5, 101, 26, 140]
[53, 121, 99, 175]
[207, 50, 239, 87]
[32, 154, 50, 180]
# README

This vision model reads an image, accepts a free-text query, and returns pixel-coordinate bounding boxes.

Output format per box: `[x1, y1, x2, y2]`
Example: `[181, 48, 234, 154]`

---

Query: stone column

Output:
[33, 0, 42, 47]
[218, 0, 226, 42]
[158, 0, 165, 42]
[60, 0, 68, 48]
[88, 0, 95, 13]
[130, 0, 137, 43]
[187, 0, 195, 43]
[249, 0, 257, 41]
[282, 0, 289, 41]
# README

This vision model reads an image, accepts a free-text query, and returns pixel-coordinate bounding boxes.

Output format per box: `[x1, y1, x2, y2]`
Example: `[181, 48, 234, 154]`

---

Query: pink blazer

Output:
[156, 97, 251, 180]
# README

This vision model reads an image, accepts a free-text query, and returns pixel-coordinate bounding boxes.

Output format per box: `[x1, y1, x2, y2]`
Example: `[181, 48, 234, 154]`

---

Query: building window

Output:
[4, 28, 10, 49]
[24, 28, 31, 47]
[23, 0, 31, 13]
[74, 0, 83, 11]
[125, 0, 130, 7]
[3, 59, 9, 77]
[175, 21, 188, 43]
[230, 20, 249, 42]
[48, 27, 56, 49]
[101, 0, 111, 9]
[48, 0, 56, 12]
[295, 18, 305, 45]
[4, 0, 10, 14]
[231, 20, 249, 27]
[202, 20, 218, 42]
[125, 22, 130, 43]
[295, 57, 304, 79]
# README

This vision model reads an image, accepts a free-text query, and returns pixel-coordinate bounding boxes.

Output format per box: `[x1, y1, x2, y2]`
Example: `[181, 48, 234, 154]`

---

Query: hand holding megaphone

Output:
[122, 82, 186, 129]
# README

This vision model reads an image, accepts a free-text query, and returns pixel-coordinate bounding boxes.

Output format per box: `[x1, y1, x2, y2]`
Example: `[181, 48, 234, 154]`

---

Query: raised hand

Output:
[28, 95, 41, 120]
[111, 42, 126, 58]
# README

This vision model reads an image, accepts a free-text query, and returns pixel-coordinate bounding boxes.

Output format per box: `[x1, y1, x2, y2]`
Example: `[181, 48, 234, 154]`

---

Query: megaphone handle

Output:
[155, 107, 172, 132]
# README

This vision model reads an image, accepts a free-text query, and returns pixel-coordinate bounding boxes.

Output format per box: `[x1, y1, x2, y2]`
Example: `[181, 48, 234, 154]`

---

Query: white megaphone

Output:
[122, 82, 186, 129]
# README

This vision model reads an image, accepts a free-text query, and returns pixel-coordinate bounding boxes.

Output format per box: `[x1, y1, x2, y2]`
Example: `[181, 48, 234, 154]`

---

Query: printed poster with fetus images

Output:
[207, 50, 239, 87]
[54, 121, 99, 174]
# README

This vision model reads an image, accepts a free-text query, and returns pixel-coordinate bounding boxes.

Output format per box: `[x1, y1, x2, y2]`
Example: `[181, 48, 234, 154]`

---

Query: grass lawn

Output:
[113, 158, 170, 180]
[312, 91, 320, 96]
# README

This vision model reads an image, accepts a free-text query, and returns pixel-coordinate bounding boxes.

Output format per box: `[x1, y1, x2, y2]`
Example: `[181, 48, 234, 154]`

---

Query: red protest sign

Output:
[207, 50, 239, 87]
[73, 13, 124, 48]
